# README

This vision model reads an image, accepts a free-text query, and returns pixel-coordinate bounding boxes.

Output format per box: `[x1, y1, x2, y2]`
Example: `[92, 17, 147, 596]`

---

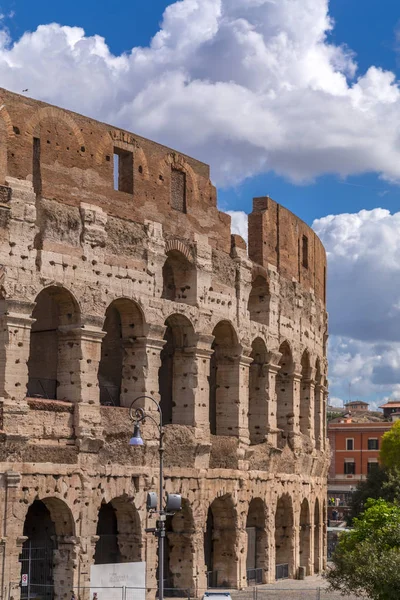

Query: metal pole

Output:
[158, 420, 165, 600]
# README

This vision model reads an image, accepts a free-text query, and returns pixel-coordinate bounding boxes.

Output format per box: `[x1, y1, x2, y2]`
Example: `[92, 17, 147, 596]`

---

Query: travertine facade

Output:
[0, 88, 329, 600]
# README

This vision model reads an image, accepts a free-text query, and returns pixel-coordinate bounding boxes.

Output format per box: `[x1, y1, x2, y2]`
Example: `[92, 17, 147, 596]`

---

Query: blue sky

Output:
[2, 0, 400, 408]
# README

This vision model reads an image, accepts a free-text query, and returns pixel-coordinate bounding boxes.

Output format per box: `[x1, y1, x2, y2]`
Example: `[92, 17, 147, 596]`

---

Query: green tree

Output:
[381, 420, 400, 470]
[327, 499, 400, 600]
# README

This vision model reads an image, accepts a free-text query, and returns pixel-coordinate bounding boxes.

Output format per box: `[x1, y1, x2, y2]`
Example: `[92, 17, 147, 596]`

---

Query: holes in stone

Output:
[13, 126, 20, 135]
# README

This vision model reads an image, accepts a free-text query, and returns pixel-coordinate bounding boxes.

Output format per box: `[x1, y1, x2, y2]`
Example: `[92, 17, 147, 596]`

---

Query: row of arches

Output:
[20, 493, 325, 597]
[26, 286, 326, 445]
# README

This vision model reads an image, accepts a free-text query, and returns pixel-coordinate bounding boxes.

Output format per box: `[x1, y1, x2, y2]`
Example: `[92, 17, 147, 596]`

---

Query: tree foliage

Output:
[347, 465, 400, 523]
[381, 420, 400, 470]
[327, 499, 400, 600]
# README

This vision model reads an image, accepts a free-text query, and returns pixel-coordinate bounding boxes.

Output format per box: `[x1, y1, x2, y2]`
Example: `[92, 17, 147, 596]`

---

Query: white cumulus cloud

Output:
[314, 209, 400, 406]
[0, 0, 400, 185]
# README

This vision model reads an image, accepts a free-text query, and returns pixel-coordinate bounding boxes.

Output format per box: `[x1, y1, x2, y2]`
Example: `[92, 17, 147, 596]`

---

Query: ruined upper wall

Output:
[248, 197, 327, 303]
[0, 87, 231, 252]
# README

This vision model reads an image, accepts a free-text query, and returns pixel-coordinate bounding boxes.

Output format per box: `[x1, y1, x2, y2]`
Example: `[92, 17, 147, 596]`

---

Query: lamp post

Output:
[128, 395, 181, 600]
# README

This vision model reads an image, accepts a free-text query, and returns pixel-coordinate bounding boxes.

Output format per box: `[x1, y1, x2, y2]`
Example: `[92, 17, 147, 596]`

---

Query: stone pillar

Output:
[192, 528, 207, 596]
[322, 388, 328, 451]
[1, 471, 23, 600]
[314, 382, 323, 451]
[0, 300, 34, 439]
[57, 325, 84, 403]
[137, 325, 166, 412]
[214, 349, 251, 441]
[78, 320, 105, 405]
[53, 536, 76, 600]
[300, 370, 316, 441]
[75, 535, 98, 600]
[264, 352, 282, 447]
[172, 334, 214, 431]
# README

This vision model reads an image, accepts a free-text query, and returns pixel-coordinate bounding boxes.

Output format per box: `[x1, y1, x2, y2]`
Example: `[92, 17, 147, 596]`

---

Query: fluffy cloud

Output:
[1, 0, 400, 185]
[314, 209, 400, 406]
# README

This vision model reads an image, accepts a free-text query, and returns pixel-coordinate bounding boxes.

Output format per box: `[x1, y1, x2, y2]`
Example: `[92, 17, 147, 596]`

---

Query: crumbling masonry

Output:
[0, 88, 329, 599]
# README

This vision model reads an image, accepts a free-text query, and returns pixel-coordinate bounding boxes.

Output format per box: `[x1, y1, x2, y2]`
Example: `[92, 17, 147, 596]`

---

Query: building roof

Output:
[344, 400, 369, 407]
[380, 402, 400, 409]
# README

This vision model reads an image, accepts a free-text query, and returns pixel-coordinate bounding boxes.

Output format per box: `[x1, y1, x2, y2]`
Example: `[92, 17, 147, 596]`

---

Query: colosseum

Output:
[0, 87, 329, 600]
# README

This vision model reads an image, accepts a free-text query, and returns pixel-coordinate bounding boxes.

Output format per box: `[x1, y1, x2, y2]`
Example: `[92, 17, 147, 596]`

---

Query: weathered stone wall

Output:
[0, 88, 329, 600]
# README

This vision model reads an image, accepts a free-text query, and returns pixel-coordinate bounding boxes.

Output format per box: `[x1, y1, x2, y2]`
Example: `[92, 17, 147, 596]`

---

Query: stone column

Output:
[264, 352, 282, 447]
[314, 381, 323, 451]
[322, 388, 328, 451]
[215, 348, 251, 441]
[0, 300, 34, 440]
[300, 368, 316, 442]
[53, 536, 77, 600]
[78, 319, 105, 405]
[137, 325, 166, 412]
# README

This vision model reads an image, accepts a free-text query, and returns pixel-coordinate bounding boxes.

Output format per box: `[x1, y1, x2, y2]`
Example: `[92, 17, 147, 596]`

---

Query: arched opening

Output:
[209, 321, 240, 436]
[204, 495, 237, 588]
[300, 351, 312, 437]
[249, 338, 269, 444]
[27, 287, 80, 400]
[98, 298, 145, 407]
[275, 494, 294, 579]
[246, 498, 268, 585]
[21, 498, 75, 600]
[94, 497, 141, 565]
[162, 250, 196, 305]
[159, 314, 196, 425]
[314, 499, 320, 574]
[299, 499, 311, 575]
[314, 360, 322, 450]
[248, 276, 270, 325]
[275, 342, 294, 443]
[163, 499, 195, 591]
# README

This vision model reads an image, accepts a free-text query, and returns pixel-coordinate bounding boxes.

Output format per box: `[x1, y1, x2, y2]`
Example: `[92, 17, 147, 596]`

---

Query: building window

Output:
[171, 168, 186, 213]
[113, 147, 133, 194]
[346, 438, 354, 451]
[302, 235, 309, 269]
[367, 461, 378, 474]
[344, 461, 355, 475]
[368, 438, 379, 450]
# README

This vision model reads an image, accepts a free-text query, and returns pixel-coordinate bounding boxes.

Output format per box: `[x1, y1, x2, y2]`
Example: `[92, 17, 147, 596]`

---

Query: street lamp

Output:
[129, 396, 181, 600]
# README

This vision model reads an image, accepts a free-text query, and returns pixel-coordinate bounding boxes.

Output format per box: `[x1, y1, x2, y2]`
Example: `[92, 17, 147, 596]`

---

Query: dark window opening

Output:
[367, 461, 378, 474]
[346, 438, 354, 451]
[344, 461, 355, 475]
[302, 235, 309, 269]
[33, 137, 41, 196]
[171, 168, 186, 212]
[114, 147, 133, 194]
[368, 438, 379, 450]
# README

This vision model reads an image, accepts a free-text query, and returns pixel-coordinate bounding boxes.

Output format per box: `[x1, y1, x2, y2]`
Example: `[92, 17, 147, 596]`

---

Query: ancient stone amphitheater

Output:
[0, 88, 329, 600]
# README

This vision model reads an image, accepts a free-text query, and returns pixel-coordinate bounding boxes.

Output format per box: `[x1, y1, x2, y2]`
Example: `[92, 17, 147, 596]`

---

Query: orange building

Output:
[328, 421, 392, 490]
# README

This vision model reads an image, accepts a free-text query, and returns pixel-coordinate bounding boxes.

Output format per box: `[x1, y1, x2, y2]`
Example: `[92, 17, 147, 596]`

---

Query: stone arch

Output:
[27, 286, 81, 401]
[94, 496, 142, 564]
[300, 350, 312, 437]
[163, 498, 196, 591]
[249, 337, 269, 444]
[275, 494, 294, 579]
[248, 275, 270, 325]
[162, 247, 196, 304]
[158, 152, 200, 204]
[159, 313, 197, 425]
[209, 320, 240, 436]
[299, 498, 311, 576]
[25, 107, 85, 146]
[246, 498, 268, 584]
[98, 298, 146, 407]
[21, 497, 75, 600]
[275, 341, 294, 443]
[204, 494, 237, 588]
[314, 498, 321, 574]
[0, 104, 15, 139]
